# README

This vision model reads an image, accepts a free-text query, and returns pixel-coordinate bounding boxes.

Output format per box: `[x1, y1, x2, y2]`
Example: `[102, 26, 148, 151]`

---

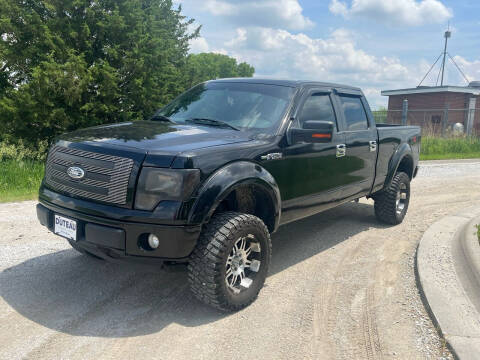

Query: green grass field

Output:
[419, 136, 480, 160]
[0, 160, 44, 203]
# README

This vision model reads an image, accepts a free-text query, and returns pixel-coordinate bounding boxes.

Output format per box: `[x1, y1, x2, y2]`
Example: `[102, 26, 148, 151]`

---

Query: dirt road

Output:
[2, 160, 480, 359]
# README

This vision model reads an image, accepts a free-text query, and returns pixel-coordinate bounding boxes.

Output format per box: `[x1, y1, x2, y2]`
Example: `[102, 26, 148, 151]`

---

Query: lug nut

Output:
[148, 234, 159, 249]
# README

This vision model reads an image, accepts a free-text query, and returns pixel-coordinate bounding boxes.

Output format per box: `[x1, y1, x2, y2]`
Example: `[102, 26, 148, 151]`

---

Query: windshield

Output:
[156, 82, 296, 133]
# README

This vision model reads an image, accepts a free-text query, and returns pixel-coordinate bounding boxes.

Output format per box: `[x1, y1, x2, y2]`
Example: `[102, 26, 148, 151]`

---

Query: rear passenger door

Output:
[334, 91, 377, 199]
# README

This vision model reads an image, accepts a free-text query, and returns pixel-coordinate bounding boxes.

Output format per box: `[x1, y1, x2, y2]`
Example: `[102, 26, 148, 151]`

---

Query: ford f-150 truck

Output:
[37, 78, 420, 311]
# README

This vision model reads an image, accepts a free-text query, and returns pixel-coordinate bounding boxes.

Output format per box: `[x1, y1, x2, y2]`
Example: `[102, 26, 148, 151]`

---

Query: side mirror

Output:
[289, 120, 334, 144]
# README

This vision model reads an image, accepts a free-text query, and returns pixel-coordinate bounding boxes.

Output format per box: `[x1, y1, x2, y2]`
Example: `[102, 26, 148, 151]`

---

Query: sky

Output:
[175, 0, 480, 109]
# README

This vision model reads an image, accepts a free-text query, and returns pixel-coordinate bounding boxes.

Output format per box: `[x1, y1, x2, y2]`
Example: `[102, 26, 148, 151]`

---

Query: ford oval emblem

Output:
[67, 166, 85, 180]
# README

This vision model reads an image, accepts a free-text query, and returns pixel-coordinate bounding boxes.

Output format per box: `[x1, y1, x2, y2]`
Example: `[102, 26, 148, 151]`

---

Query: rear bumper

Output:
[37, 201, 201, 262]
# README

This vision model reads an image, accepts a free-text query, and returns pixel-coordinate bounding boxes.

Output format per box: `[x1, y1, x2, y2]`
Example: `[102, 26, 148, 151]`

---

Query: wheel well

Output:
[212, 184, 276, 233]
[397, 155, 414, 179]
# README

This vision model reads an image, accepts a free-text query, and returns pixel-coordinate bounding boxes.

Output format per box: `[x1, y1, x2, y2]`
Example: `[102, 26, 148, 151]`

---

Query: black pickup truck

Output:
[37, 78, 420, 311]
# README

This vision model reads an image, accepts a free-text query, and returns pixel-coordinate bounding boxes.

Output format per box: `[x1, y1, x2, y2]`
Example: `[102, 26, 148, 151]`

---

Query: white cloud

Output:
[189, 37, 210, 53]
[329, 0, 452, 26]
[222, 27, 424, 108]
[451, 56, 480, 83]
[202, 0, 314, 30]
[329, 0, 348, 17]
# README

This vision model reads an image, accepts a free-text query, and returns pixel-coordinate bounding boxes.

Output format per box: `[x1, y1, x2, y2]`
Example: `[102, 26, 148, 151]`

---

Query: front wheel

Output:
[188, 212, 271, 312]
[374, 171, 411, 225]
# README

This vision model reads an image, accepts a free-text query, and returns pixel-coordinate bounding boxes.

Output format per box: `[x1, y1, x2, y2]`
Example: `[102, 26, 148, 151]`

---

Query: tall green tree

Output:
[0, 0, 198, 145]
[183, 52, 254, 89]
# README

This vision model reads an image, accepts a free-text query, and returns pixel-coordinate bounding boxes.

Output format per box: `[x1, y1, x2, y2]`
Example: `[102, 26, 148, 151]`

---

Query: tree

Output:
[183, 53, 254, 89]
[0, 1, 255, 149]
[0, 0, 198, 145]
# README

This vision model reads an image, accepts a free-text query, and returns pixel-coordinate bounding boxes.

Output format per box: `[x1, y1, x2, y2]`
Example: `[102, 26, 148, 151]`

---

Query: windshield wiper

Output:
[149, 114, 176, 123]
[185, 118, 240, 131]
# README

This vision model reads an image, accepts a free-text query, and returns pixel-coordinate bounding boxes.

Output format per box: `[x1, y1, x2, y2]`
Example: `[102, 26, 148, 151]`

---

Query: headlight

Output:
[134, 168, 200, 211]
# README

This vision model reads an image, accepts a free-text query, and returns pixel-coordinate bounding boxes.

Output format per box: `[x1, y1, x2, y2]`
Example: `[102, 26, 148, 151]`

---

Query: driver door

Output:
[265, 88, 349, 224]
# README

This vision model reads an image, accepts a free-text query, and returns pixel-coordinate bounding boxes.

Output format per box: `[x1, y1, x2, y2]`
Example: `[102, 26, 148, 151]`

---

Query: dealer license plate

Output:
[54, 215, 77, 241]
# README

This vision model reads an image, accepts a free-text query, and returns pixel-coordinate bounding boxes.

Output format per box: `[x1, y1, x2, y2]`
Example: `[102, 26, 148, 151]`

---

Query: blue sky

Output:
[176, 0, 480, 108]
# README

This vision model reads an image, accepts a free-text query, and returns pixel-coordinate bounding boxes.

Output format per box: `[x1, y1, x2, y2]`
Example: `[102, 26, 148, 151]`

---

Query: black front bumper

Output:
[37, 201, 201, 263]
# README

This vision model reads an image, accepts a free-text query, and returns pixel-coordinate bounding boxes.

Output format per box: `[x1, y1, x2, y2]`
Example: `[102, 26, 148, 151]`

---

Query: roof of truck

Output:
[209, 77, 361, 91]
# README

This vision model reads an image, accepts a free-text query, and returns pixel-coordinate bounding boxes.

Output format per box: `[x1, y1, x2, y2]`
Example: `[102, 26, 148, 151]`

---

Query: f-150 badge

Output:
[260, 153, 283, 161]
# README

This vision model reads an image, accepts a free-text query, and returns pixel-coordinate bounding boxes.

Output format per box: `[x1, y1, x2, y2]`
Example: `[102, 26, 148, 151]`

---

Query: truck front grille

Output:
[45, 146, 134, 205]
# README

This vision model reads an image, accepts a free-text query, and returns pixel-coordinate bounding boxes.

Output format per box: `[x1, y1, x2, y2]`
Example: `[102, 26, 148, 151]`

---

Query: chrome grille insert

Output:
[45, 146, 134, 205]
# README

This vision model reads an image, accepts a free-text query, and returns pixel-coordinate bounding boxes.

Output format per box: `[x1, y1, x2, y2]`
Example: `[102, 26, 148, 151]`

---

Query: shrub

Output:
[0, 140, 49, 161]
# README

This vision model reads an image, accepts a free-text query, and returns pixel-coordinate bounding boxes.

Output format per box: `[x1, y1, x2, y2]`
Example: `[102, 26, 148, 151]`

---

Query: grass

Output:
[0, 160, 44, 203]
[420, 136, 480, 161]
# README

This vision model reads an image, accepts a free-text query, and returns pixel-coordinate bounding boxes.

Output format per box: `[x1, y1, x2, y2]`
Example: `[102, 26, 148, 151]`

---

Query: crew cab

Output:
[37, 79, 420, 311]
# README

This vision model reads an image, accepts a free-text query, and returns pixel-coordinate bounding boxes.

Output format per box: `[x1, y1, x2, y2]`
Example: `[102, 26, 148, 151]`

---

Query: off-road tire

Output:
[68, 240, 104, 260]
[374, 171, 410, 225]
[188, 212, 272, 312]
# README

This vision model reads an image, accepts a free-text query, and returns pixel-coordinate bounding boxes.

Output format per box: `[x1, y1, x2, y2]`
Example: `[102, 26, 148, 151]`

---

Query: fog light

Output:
[148, 234, 160, 249]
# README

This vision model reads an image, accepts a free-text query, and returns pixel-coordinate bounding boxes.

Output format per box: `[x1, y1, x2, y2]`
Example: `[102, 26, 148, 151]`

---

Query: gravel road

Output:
[2, 159, 480, 360]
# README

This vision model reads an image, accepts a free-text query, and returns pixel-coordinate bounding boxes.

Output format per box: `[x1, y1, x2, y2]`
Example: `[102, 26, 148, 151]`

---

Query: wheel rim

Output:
[396, 183, 408, 215]
[225, 234, 261, 294]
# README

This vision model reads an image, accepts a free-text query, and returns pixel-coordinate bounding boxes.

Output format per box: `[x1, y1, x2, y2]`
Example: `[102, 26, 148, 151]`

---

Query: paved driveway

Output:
[2, 160, 480, 359]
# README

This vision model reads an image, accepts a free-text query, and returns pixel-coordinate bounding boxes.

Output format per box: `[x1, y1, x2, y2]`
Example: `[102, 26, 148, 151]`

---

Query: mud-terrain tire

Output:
[374, 171, 410, 225]
[68, 240, 104, 260]
[188, 212, 272, 312]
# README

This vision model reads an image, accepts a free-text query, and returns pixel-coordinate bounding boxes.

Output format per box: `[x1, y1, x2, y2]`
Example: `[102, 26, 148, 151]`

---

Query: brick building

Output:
[381, 82, 480, 135]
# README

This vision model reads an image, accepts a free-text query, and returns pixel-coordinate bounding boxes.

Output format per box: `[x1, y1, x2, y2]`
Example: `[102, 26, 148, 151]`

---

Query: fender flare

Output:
[188, 161, 281, 231]
[384, 143, 414, 188]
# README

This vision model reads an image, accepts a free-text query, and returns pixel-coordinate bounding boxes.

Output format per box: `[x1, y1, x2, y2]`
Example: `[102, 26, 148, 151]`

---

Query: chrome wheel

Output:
[396, 182, 408, 215]
[225, 234, 261, 294]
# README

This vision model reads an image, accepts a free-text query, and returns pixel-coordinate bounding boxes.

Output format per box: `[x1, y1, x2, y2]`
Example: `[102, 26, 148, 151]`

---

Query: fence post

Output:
[466, 97, 476, 136]
[401, 99, 408, 125]
[442, 104, 449, 137]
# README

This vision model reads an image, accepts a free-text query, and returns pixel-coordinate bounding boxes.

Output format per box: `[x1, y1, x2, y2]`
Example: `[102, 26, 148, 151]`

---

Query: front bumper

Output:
[37, 201, 201, 262]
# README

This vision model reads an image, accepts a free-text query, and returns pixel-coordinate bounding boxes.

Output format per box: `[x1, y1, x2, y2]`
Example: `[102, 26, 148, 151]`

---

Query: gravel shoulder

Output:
[1, 160, 480, 359]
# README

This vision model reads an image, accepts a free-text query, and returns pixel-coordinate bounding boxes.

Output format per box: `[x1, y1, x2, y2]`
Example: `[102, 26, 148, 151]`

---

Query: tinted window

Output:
[299, 94, 336, 126]
[158, 82, 295, 133]
[338, 95, 369, 131]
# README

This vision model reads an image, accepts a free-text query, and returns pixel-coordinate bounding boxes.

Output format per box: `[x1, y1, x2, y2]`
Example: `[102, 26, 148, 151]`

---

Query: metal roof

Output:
[209, 77, 361, 90]
[381, 85, 480, 96]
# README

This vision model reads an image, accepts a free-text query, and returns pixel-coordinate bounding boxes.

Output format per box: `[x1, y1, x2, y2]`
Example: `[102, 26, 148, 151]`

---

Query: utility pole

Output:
[440, 26, 451, 86]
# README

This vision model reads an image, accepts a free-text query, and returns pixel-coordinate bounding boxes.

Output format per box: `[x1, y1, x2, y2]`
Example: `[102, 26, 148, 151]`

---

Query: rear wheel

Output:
[374, 171, 410, 225]
[188, 212, 271, 312]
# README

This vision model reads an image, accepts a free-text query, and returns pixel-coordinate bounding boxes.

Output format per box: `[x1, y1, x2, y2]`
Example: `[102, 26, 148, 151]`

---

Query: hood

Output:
[60, 121, 252, 153]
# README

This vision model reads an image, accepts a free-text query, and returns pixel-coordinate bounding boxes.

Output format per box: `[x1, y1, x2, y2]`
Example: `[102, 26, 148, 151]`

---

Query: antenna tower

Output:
[417, 24, 470, 87]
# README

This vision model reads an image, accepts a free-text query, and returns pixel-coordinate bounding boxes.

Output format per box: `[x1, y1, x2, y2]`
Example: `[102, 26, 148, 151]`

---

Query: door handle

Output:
[369, 141, 377, 152]
[336, 144, 346, 158]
